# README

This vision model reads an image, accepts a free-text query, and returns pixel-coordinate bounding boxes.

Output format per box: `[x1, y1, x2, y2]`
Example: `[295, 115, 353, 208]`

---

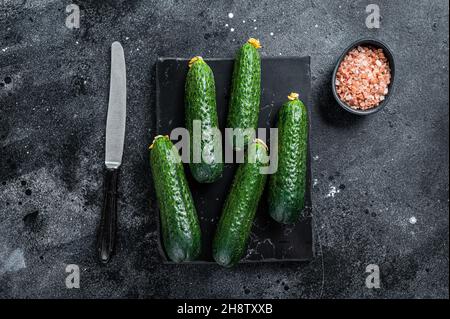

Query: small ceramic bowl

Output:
[332, 38, 395, 115]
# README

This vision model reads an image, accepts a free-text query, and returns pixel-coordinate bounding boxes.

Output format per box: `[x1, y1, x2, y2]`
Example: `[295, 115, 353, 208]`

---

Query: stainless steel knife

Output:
[97, 41, 126, 263]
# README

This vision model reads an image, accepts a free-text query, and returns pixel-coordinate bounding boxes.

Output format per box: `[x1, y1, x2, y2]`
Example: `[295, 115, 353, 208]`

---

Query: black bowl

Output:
[332, 38, 395, 115]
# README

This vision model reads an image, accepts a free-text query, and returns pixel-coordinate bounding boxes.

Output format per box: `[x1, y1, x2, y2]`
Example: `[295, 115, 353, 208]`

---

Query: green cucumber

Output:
[268, 93, 308, 224]
[149, 135, 201, 262]
[185, 56, 223, 183]
[213, 139, 268, 267]
[227, 38, 262, 149]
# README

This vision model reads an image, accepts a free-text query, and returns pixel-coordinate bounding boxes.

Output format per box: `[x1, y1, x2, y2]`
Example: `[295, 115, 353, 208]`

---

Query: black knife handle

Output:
[97, 167, 119, 264]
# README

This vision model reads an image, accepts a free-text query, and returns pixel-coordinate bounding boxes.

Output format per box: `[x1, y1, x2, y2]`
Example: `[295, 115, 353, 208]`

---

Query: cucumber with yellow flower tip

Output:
[185, 56, 223, 183]
[227, 38, 262, 150]
[213, 139, 269, 267]
[149, 135, 201, 262]
[268, 93, 308, 224]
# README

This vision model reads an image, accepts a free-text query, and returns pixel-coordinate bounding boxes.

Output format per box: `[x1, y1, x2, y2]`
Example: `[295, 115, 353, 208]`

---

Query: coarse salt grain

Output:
[336, 46, 391, 110]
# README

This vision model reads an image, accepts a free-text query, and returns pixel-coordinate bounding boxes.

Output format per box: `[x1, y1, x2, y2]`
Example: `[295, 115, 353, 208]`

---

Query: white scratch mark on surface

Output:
[326, 185, 340, 198]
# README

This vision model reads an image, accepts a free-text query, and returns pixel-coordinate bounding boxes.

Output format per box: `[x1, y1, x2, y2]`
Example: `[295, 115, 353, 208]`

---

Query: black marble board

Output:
[155, 57, 313, 263]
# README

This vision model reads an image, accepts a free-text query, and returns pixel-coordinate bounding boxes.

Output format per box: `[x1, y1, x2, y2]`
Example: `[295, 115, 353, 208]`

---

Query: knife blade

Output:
[97, 41, 126, 264]
[105, 41, 127, 169]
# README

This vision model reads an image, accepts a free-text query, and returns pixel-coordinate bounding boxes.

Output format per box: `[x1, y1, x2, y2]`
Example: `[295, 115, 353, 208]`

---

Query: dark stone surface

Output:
[0, 0, 448, 298]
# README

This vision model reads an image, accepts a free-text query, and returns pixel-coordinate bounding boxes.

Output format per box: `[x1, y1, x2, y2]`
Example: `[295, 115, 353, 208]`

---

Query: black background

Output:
[0, 0, 448, 298]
